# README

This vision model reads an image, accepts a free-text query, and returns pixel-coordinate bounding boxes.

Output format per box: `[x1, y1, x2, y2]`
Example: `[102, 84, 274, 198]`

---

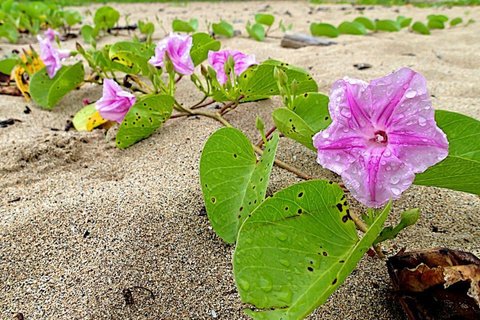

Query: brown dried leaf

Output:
[387, 248, 480, 320]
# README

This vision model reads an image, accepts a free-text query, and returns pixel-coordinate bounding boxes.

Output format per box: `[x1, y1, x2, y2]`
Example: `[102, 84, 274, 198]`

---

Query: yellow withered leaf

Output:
[12, 49, 45, 101]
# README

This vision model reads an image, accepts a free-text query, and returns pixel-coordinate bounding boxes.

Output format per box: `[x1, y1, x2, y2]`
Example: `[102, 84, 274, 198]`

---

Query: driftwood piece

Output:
[281, 32, 336, 49]
[387, 248, 480, 320]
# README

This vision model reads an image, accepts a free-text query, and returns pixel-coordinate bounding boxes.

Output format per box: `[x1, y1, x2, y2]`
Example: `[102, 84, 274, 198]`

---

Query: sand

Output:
[1, 1, 479, 319]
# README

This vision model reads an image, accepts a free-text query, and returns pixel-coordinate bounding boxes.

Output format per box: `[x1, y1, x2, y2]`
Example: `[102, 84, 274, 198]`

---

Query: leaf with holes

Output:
[234, 180, 391, 319]
[414, 110, 480, 195]
[238, 60, 318, 102]
[115, 94, 174, 149]
[29, 62, 84, 110]
[109, 41, 154, 75]
[72, 104, 108, 131]
[200, 128, 279, 243]
[273, 93, 331, 151]
[310, 23, 339, 38]
[190, 32, 221, 66]
[212, 20, 234, 38]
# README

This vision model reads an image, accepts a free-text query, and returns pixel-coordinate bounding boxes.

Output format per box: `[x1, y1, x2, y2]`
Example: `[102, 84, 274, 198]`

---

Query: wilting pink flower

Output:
[95, 79, 136, 123]
[208, 50, 256, 85]
[44, 28, 59, 42]
[313, 68, 448, 208]
[37, 36, 70, 78]
[149, 34, 194, 75]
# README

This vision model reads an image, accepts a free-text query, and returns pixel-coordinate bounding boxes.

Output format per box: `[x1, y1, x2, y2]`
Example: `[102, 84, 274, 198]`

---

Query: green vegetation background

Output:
[45, 0, 480, 7]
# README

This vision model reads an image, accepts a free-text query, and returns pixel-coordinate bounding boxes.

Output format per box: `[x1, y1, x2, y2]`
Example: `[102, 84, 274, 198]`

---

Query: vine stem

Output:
[252, 145, 312, 180]
[349, 209, 386, 259]
[257, 126, 277, 147]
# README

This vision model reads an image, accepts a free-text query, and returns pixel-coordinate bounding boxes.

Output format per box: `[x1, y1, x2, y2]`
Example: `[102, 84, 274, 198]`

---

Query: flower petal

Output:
[329, 78, 371, 131]
[370, 67, 417, 128]
[341, 147, 415, 208]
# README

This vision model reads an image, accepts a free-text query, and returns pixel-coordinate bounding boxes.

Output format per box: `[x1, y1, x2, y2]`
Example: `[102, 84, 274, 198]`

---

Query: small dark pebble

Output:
[284, 10, 292, 17]
[50, 128, 60, 132]
[13, 313, 24, 320]
[64, 120, 74, 132]
[402, 53, 416, 57]
[431, 225, 447, 233]
[198, 206, 207, 216]
[354, 63, 372, 70]
[24, 106, 31, 114]
[83, 230, 90, 238]
[8, 197, 21, 203]
[0, 118, 21, 128]
[122, 288, 134, 305]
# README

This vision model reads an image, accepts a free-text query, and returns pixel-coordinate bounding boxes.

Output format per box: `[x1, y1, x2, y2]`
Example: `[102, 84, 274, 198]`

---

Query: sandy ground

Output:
[1, 1, 480, 319]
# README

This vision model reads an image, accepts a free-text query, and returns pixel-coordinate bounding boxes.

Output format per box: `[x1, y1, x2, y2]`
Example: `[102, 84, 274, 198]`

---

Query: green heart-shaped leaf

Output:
[273, 93, 331, 151]
[190, 32, 221, 66]
[338, 21, 367, 35]
[234, 180, 391, 319]
[30, 62, 85, 110]
[414, 110, 480, 195]
[200, 128, 279, 243]
[116, 94, 174, 149]
[255, 13, 275, 27]
[375, 19, 401, 32]
[411, 21, 430, 35]
[354, 17, 376, 30]
[212, 20, 234, 38]
[109, 41, 154, 75]
[238, 60, 318, 102]
[310, 23, 339, 38]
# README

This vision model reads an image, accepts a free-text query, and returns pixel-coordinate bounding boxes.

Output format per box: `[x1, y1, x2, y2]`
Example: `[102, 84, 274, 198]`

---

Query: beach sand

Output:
[1, 1, 479, 319]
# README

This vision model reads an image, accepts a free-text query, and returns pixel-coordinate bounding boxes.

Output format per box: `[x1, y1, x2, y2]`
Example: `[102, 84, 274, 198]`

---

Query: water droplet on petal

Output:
[418, 116, 427, 126]
[390, 176, 400, 184]
[340, 108, 351, 118]
[405, 89, 417, 99]
[342, 127, 349, 133]
[385, 165, 391, 171]
[384, 149, 391, 157]
[391, 187, 401, 196]
[322, 132, 330, 138]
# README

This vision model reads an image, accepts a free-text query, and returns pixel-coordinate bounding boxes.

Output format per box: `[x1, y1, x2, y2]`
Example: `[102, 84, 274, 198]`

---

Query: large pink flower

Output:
[148, 34, 194, 75]
[313, 68, 449, 208]
[208, 50, 256, 85]
[37, 35, 70, 79]
[95, 79, 136, 123]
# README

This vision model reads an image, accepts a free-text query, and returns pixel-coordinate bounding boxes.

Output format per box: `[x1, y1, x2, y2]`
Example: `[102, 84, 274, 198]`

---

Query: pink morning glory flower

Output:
[313, 68, 449, 208]
[95, 79, 136, 123]
[44, 28, 59, 42]
[208, 50, 256, 85]
[148, 34, 194, 75]
[37, 35, 70, 79]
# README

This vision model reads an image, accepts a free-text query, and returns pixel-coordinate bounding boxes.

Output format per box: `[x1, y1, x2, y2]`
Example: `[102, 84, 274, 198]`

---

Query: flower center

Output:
[371, 130, 388, 145]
